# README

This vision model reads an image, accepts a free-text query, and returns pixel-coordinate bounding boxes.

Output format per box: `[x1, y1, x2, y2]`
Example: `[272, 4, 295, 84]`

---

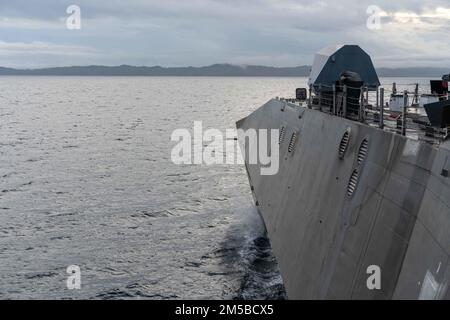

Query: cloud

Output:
[0, 0, 449, 68]
[0, 40, 98, 56]
[0, 40, 104, 68]
[0, 16, 64, 29]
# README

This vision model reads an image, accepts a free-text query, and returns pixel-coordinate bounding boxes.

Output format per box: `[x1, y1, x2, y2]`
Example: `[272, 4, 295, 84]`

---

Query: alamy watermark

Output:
[366, 265, 381, 290]
[66, 265, 81, 290]
[66, 5, 81, 30]
[170, 121, 280, 176]
[366, 5, 383, 30]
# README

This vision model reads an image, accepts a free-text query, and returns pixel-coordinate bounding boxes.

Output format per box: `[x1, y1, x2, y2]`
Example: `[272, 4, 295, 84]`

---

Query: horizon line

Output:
[1, 64, 450, 71]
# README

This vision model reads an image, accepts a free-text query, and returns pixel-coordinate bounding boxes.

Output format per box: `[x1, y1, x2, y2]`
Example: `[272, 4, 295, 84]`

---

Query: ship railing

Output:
[308, 83, 378, 124]
[306, 82, 449, 140]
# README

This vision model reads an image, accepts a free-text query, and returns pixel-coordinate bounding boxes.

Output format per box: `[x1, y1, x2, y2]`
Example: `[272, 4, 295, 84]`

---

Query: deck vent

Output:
[288, 132, 298, 153]
[347, 169, 359, 197]
[357, 138, 369, 165]
[338, 129, 351, 159]
[279, 126, 286, 144]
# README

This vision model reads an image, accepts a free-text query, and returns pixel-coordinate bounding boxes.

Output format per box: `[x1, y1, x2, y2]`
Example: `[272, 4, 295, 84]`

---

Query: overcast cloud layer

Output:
[0, 0, 449, 68]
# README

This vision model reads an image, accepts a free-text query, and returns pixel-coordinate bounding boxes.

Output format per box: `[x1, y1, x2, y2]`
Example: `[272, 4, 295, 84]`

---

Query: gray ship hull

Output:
[237, 99, 450, 299]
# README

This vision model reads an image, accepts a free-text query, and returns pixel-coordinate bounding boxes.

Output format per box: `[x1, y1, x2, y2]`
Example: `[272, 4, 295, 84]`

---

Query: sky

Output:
[0, 0, 449, 68]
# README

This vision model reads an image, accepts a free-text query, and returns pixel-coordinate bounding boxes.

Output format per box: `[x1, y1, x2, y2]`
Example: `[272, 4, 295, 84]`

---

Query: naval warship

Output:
[237, 45, 450, 299]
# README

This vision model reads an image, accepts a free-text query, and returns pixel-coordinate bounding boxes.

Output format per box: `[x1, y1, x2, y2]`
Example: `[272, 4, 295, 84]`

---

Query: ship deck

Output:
[281, 98, 449, 148]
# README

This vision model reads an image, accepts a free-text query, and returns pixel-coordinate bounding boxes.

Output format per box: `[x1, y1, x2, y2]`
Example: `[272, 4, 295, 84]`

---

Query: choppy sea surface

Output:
[0, 76, 431, 299]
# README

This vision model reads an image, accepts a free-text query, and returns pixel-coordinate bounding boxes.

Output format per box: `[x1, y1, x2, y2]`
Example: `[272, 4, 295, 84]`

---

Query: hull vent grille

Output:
[357, 138, 369, 164]
[347, 169, 359, 197]
[279, 126, 286, 144]
[288, 132, 297, 153]
[339, 130, 350, 159]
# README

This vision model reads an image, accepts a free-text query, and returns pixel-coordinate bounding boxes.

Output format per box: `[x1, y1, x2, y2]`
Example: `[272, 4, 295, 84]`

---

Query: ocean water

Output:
[0, 76, 433, 299]
[0, 76, 305, 299]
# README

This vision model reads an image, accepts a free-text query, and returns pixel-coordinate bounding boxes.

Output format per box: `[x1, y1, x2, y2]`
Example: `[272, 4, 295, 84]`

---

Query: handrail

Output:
[305, 81, 449, 139]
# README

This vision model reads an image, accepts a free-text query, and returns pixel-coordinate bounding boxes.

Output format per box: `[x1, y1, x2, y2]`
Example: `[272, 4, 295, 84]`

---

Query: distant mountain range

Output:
[0, 64, 448, 77]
